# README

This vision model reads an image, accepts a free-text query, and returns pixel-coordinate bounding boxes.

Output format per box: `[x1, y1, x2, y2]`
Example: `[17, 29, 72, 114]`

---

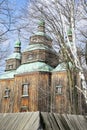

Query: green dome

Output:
[38, 19, 45, 26]
[15, 40, 21, 47]
[67, 28, 72, 35]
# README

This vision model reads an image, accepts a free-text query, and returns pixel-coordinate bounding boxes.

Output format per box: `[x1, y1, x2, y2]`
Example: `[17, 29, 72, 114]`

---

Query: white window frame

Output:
[22, 83, 29, 97]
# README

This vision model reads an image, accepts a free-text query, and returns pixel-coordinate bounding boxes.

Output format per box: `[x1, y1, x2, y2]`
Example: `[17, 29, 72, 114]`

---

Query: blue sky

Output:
[9, 0, 28, 13]
[13, 0, 27, 8]
[0, 0, 29, 74]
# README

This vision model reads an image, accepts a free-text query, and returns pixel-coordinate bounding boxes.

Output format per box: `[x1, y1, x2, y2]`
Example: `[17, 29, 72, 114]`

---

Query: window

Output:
[4, 88, 10, 98]
[22, 84, 29, 97]
[29, 54, 33, 60]
[56, 85, 62, 94]
[9, 65, 13, 69]
[7, 64, 13, 69]
[32, 37, 36, 41]
[20, 106, 28, 112]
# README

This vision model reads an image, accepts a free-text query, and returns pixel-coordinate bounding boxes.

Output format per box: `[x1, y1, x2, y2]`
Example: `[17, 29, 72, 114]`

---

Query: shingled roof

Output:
[0, 112, 87, 130]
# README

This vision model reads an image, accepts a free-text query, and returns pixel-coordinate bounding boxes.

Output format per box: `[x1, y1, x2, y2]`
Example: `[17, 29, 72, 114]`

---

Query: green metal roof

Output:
[16, 62, 53, 74]
[23, 44, 55, 53]
[52, 62, 73, 72]
[0, 70, 16, 79]
[6, 53, 21, 60]
[52, 63, 66, 72]
[35, 31, 51, 40]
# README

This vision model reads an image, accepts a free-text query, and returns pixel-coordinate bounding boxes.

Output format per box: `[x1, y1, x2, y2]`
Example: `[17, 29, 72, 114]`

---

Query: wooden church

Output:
[0, 20, 86, 114]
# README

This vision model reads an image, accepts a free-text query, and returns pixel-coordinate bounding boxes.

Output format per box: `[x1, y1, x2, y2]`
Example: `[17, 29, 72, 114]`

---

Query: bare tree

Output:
[0, 0, 26, 73]
[21, 0, 87, 112]
[0, 0, 13, 73]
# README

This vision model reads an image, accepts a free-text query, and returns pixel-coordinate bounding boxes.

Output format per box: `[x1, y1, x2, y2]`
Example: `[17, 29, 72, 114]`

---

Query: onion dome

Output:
[15, 40, 21, 48]
[67, 28, 72, 36]
[38, 19, 45, 27]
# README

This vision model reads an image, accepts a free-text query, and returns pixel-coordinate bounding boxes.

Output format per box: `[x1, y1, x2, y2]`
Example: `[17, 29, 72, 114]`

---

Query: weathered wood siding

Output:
[51, 71, 86, 114]
[22, 49, 59, 67]
[0, 79, 14, 112]
[5, 59, 21, 71]
[37, 72, 51, 112]
[0, 72, 51, 113]
[52, 71, 69, 113]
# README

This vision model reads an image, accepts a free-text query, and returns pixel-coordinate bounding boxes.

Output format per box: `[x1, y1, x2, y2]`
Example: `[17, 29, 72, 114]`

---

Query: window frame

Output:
[55, 85, 62, 95]
[21, 83, 29, 97]
[4, 88, 10, 98]
[28, 54, 33, 60]
[9, 64, 13, 69]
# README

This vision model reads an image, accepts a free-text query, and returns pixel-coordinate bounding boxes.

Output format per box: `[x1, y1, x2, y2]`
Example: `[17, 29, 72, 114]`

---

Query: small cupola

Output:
[38, 19, 45, 33]
[67, 28, 72, 42]
[14, 40, 21, 53]
[5, 40, 21, 71]
[35, 19, 51, 41]
[30, 19, 52, 48]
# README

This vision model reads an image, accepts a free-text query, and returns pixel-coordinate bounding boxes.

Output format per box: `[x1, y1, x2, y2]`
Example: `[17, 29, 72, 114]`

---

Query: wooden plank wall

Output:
[0, 112, 87, 130]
